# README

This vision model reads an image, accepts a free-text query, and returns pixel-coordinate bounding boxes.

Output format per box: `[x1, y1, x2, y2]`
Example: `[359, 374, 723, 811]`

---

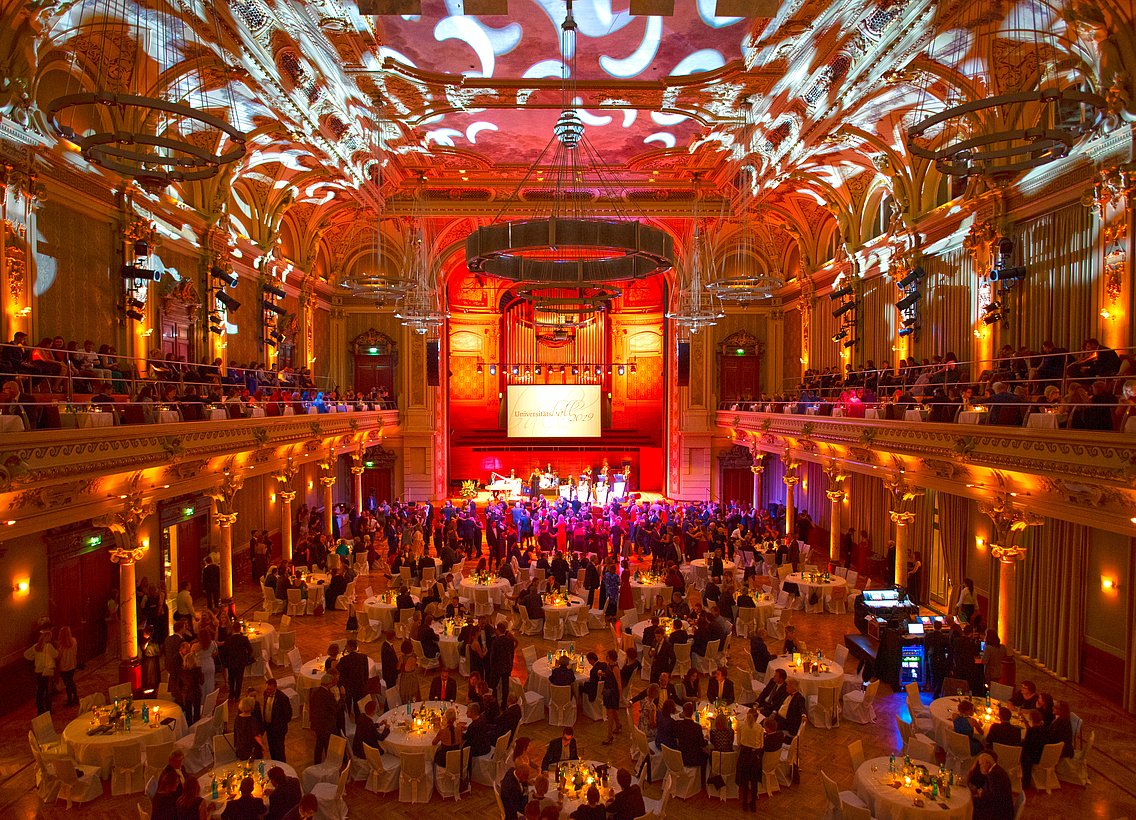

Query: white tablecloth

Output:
[927, 696, 1015, 748]
[60, 410, 115, 428]
[542, 595, 587, 620]
[1026, 412, 1059, 429]
[298, 654, 379, 690]
[527, 657, 591, 700]
[904, 409, 928, 423]
[766, 656, 845, 698]
[243, 622, 278, 658]
[305, 573, 330, 587]
[688, 559, 737, 587]
[156, 409, 181, 424]
[0, 414, 25, 432]
[430, 622, 462, 670]
[854, 757, 973, 820]
[956, 411, 987, 425]
[62, 700, 186, 777]
[865, 408, 882, 420]
[208, 408, 227, 421]
[549, 761, 622, 818]
[378, 701, 468, 757]
[249, 407, 266, 418]
[364, 594, 421, 632]
[784, 572, 848, 613]
[283, 406, 295, 416]
[630, 580, 670, 612]
[459, 577, 511, 605]
[200, 760, 296, 816]
[1125, 416, 1136, 434]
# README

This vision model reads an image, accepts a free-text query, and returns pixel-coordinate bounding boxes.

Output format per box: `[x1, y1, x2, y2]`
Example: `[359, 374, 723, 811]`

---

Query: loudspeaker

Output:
[426, 340, 440, 386]
[677, 341, 690, 387]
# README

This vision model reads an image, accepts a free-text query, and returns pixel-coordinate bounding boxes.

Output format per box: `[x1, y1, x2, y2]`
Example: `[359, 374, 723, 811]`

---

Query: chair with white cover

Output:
[52, 755, 103, 808]
[988, 681, 1014, 702]
[842, 679, 879, 724]
[397, 750, 433, 803]
[582, 686, 605, 721]
[692, 643, 719, 674]
[29, 734, 60, 802]
[356, 609, 380, 644]
[110, 741, 145, 795]
[548, 683, 577, 727]
[707, 750, 739, 800]
[1014, 790, 1026, 820]
[945, 731, 977, 776]
[895, 715, 936, 763]
[493, 781, 507, 819]
[821, 770, 868, 820]
[108, 681, 133, 700]
[737, 672, 760, 706]
[827, 585, 849, 615]
[310, 764, 349, 820]
[778, 731, 801, 786]
[904, 682, 935, 732]
[660, 745, 701, 799]
[77, 693, 106, 715]
[31, 712, 63, 752]
[175, 717, 215, 772]
[765, 606, 789, 641]
[272, 630, 298, 669]
[472, 733, 509, 787]
[1057, 729, 1093, 785]
[363, 743, 400, 793]
[213, 733, 237, 767]
[992, 742, 1023, 792]
[543, 609, 566, 641]
[263, 584, 286, 614]
[672, 642, 692, 676]
[287, 588, 305, 617]
[569, 608, 590, 637]
[760, 749, 781, 797]
[472, 587, 494, 618]
[630, 722, 664, 783]
[1032, 742, 1064, 793]
[511, 677, 545, 724]
[248, 636, 267, 678]
[640, 781, 671, 820]
[841, 797, 874, 820]
[436, 746, 471, 800]
[588, 608, 607, 630]
[832, 644, 863, 695]
[303, 735, 348, 792]
[807, 685, 840, 729]
[735, 607, 758, 638]
[143, 736, 175, 787]
[847, 739, 865, 771]
[334, 581, 356, 612]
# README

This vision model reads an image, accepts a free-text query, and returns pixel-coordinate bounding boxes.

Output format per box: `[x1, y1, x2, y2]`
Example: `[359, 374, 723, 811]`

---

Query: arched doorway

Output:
[350, 329, 397, 402]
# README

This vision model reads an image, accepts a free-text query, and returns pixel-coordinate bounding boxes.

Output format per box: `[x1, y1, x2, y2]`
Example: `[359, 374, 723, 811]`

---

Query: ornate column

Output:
[319, 450, 337, 536]
[98, 490, 154, 685]
[980, 493, 1041, 650]
[890, 509, 916, 586]
[824, 468, 848, 564]
[351, 444, 368, 515]
[209, 467, 244, 601]
[781, 452, 799, 537]
[749, 450, 765, 512]
[274, 459, 298, 562]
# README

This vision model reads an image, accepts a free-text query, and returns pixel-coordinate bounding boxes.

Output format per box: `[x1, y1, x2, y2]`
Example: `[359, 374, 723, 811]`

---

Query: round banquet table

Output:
[199, 759, 296, 817]
[305, 572, 331, 588]
[689, 558, 737, 587]
[364, 593, 421, 632]
[783, 572, 848, 613]
[542, 594, 587, 620]
[377, 700, 469, 757]
[854, 757, 973, 820]
[629, 579, 670, 613]
[746, 594, 777, 628]
[62, 699, 186, 777]
[459, 577, 512, 606]
[548, 760, 622, 819]
[430, 622, 462, 670]
[243, 621, 278, 658]
[298, 654, 380, 690]
[766, 656, 845, 698]
[526, 656, 592, 700]
[927, 696, 1018, 749]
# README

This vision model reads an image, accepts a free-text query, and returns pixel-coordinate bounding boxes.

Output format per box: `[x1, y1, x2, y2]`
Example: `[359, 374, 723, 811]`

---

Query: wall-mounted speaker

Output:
[426, 340, 440, 386]
[677, 341, 690, 387]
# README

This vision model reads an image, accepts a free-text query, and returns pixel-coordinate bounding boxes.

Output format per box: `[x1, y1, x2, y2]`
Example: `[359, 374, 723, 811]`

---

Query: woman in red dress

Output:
[555, 514, 568, 551]
[618, 561, 635, 616]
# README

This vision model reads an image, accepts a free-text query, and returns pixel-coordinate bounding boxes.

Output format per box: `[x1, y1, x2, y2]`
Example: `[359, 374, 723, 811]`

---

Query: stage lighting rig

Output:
[829, 285, 854, 300]
[832, 301, 857, 319]
[211, 266, 238, 287]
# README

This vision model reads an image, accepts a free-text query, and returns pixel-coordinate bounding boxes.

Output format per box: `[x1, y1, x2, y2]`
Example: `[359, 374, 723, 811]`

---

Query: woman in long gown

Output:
[398, 639, 420, 703]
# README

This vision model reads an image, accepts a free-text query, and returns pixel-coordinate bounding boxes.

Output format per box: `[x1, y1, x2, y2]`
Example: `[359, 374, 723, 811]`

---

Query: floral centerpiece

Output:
[788, 651, 831, 675]
[800, 570, 832, 584]
[633, 571, 666, 585]
[400, 703, 449, 734]
[88, 697, 138, 734]
[542, 590, 571, 607]
[696, 700, 739, 730]
[555, 760, 612, 800]
[210, 760, 270, 802]
[545, 650, 587, 672]
[443, 616, 477, 636]
[887, 754, 954, 803]
[469, 571, 498, 585]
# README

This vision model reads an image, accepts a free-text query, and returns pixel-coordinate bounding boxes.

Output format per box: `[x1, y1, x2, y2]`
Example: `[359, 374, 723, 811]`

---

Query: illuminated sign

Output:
[507, 384, 601, 438]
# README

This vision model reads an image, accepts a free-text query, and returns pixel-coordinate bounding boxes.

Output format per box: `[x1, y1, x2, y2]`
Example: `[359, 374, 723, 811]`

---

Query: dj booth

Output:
[845, 586, 943, 689]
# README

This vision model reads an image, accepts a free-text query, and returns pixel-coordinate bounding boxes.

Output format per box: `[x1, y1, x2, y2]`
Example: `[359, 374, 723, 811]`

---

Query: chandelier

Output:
[45, 0, 246, 188]
[904, 2, 1106, 177]
[709, 207, 785, 303]
[667, 176, 723, 334]
[394, 208, 448, 336]
[464, 1, 673, 290]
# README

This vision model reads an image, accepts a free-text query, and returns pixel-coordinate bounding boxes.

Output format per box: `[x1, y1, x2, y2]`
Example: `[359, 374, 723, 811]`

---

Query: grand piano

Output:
[487, 473, 523, 499]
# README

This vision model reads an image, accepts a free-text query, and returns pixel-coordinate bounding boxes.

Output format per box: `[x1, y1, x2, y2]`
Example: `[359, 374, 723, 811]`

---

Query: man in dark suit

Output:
[379, 631, 399, 691]
[323, 569, 348, 610]
[488, 622, 516, 708]
[985, 706, 1022, 749]
[761, 716, 785, 751]
[706, 667, 735, 704]
[757, 668, 788, 714]
[968, 752, 1015, 820]
[499, 761, 531, 820]
[465, 702, 495, 757]
[265, 766, 302, 820]
[261, 679, 293, 763]
[351, 700, 390, 757]
[202, 556, 221, 610]
[428, 667, 458, 701]
[221, 629, 254, 703]
[750, 629, 772, 676]
[550, 552, 570, 588]
[221, 776, 267, 820]
[774, 679, 806, 736]
[336, 639, 369, 716]
[549, 655, 578, 688]
[307, 675, 339, 765]
[495, 693, 522, 741]
[540, 727, 578, 771]
[672, 701, 709, 777]
[606, 768, 646, 820]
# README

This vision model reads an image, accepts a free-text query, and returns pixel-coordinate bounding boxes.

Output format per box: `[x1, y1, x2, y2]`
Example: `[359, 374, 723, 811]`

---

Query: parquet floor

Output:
[4, 556, 1135, 819]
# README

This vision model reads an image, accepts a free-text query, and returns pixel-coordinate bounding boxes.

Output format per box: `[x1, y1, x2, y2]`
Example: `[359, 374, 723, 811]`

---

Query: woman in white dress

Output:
[196, 627, 219, 710]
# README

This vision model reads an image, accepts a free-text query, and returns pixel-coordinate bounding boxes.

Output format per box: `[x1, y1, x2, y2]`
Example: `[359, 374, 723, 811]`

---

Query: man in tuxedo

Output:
[550, 551, 570, 588]
[606, 768, 646, 820]
[261, 679, 293, 763]
[323, 568, 347, 611]
[750, 629, 772, 676]
[336, 639, 369, 716]
[428, 667, 458, 701]
[465, 702, 495, 757]
[757, 668, 788, 714]
[202, 556, 221, 610]
[969, 752, 1015, 820]
[499, 761, 531, 820]
[672, 701, 709, 779]
[706, 667, 735, 704]
[378, 631, 399, 692]
[774, 679, 806, 736]
[488, 622, 516, 708]
[540, 727, 579, 771]
[549, 655, 577, 688]
[308, 675, 339, 765]
[495, 693, 522, 741]
[422, 501, 434, 551]
[351, 700, 390, 757]
[265, 766, 302, 820]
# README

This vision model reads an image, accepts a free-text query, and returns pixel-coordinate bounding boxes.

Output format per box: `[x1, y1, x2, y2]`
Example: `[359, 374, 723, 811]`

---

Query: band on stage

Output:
[487, 458, 629, 503]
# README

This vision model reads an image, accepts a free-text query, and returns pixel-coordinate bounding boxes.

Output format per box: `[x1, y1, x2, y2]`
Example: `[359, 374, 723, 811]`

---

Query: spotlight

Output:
[831, 329, 848, 343]
[215, 291, 241, 312]
[122, 264, 161, 281]
[843, 339, 855, 348]
[832, 301, 857, 318]
[595, 366, 602, 375]
[983, 312, 1002, 326]
[535, 365, 542, 375]
[262, 282, 287, 299]
[125, 306, 145, 321]
[897, 267, 925, 290]
[901, 313, 918, 328]
[511, 365, 519, 375]
[989, 265, 1026, 282]
[617, 364, 625, 376]
[211, 266, 238, 287]
[895, 291, 922, 312]
[571, 365, 579, 375]
[209, 323, 224, 335]
[898, 325, 916, 337]
[264, 337, 277, 348]
[488, 364, 497, 375]
[262, 300, 285, 315]
[127, 297, 145, 310]
[829, 285, 854, 300]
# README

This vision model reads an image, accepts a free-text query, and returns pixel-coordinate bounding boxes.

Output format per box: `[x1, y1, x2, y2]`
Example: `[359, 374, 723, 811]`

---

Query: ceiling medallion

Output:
[463, 0, 674, 289]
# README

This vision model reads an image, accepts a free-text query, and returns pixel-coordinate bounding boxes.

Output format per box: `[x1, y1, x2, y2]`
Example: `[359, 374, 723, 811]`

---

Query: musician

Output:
[529, 469, 541, 498]
[599, 459, 610, 481]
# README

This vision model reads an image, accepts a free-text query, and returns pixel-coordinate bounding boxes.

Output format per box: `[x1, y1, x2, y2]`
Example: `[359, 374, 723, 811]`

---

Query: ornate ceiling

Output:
[1, 0, 1132, 288]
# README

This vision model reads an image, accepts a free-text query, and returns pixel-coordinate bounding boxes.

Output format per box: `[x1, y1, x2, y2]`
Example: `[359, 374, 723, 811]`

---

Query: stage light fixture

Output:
[215, 291, 241, 312]
[535, 365, 542, 375]
[209, 323, 223, 335]
[832, 301, 857, 318]
[264, 337, 276, 348]
[831, 329, 848, 343]
[898, 267, 926, 290]
[127, 297, 145, 310]
[989, 265, 1027, 282]
[511, 365, 519, 375]
[571, 365, 579, 375]
[983, 312, 1002, 325]
[488, 364, 497, 375]
[125, 305, 145, 321]
[262, 300, 285, 315]
[843, 339, 855, 348]
[262, 282, 287, 299]
[122, 264, 160, 281]
[617, 364, 625, 375]
[898, 326, 916, 337]
[211, 266, 238, 287]
[896, 291, 922, 312]
[829, 285, 854, 300]
[901, 314, 919, 328]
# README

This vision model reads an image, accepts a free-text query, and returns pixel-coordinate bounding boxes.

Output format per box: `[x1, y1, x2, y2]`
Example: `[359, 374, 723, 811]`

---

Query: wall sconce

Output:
[141, 538, 150, 549]
[12, 579, 29, 595]
[1101, 576, 1118, 592]
[976, 537, 986, 551]
[15, 306, 31, 318]
[307, 480, 314, 490]
[270, 493, 277, 503]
